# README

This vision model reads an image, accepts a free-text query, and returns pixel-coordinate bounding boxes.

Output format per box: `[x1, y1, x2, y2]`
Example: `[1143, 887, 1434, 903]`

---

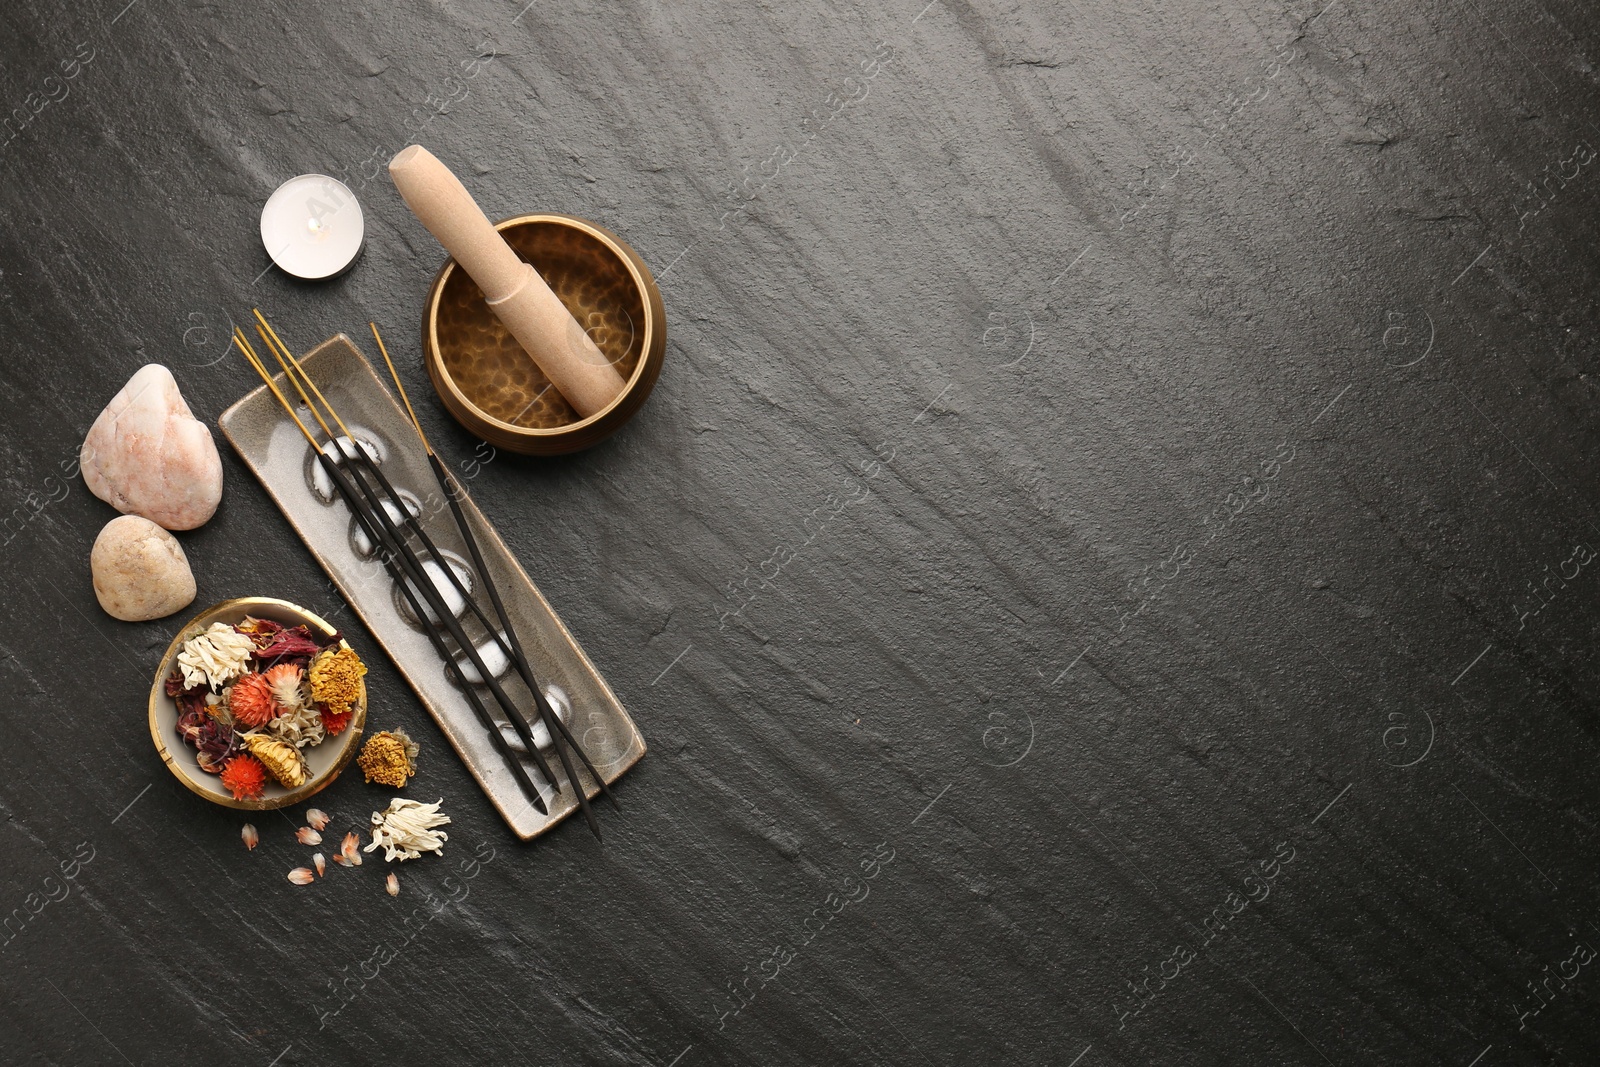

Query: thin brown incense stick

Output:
[368, 320, 616, 808]
[233, 333, 322, 448]
[369, 322, 432, 454]
[233, 329, 552, 814]
[253, 314, 596, 833]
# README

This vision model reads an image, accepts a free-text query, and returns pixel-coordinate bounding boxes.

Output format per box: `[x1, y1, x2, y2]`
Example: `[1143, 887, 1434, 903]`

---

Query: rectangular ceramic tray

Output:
[219, 333, 644, 840]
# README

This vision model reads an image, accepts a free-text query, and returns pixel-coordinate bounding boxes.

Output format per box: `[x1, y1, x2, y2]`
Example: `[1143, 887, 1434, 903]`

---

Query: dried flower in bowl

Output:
[309, 647, 366, 720]
[268, 698, 326, 750]
[220, 754, 268, 801]
[242, 733, 308, 789]
[177, 703, 239, 774]
[177, 622, 257, 691]
[320, 706, 354, 737]
[229, 673, 276, 729]
[256, 624, 325, 662]
[264, 663, 306, 712]
[357, 729, 419, 788]
[236, 616, 281, 649]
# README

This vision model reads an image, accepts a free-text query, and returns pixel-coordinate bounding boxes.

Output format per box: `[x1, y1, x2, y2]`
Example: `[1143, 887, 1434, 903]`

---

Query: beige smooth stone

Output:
[90, 515, 196, 622]
[81, 364, 223, 531]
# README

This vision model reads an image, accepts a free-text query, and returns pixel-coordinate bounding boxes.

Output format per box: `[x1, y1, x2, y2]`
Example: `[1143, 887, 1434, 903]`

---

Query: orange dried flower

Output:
[230, 673, 275, 728]
[220, 754, 268, 801]
[320, 707, 353, 736]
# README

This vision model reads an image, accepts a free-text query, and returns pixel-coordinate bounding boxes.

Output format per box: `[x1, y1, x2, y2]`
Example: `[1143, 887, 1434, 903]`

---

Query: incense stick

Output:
[368, 320, 618, 810]
[233, 331, 553, 816]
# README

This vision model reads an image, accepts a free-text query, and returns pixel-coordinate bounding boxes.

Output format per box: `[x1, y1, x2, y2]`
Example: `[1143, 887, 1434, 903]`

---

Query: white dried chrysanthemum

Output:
[365, 798, 451, 862]
[177, 622, 256, 691]
[267, 701, 326, 749]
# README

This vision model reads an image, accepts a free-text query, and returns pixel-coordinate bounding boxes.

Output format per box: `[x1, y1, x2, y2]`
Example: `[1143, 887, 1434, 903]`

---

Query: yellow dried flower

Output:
[309, 647, 366, 719]
[357, 729, 418, 788]
[242, 733, 308, 788]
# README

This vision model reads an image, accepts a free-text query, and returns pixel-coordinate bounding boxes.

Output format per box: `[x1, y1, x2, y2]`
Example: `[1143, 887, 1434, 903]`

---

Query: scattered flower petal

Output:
[305, 808, 331, 831]
[313, 853, 326, 877]
[241, 823, 259, 851]
[287, 867, 314, 885]
[386, 872, 399, 897]
[341, 831, 363, 866]
[296, 827, 323, 846]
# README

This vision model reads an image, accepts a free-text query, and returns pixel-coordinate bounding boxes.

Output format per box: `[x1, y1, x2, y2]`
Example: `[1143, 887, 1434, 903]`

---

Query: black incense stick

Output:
[368, 321, 618, 810]
[234, 333, 551, 814]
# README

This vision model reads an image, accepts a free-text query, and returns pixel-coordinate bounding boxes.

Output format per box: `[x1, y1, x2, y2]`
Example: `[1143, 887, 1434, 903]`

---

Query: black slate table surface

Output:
[3, 0, 1598, 1064]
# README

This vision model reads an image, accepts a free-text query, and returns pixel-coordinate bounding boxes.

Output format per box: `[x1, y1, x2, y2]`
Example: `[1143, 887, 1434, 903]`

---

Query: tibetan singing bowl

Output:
[423, 214, 666, 455]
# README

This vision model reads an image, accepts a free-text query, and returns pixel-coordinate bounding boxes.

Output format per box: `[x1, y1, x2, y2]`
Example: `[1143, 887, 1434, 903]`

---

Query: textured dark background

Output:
[2, 0, 1599, 1063]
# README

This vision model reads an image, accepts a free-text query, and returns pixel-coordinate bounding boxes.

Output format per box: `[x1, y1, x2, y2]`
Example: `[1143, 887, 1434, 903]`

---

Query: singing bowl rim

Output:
[422, 213, 665, 455]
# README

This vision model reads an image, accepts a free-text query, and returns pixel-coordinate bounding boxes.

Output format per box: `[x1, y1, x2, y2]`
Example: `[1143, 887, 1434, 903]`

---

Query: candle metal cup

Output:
[422, 214, 665, 455]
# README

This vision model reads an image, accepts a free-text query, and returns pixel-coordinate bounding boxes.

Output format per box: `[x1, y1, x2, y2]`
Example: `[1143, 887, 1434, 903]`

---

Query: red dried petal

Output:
[176, 687, 209, 719]
[255, 625, 325, 662]
[236, 617, 283, 650]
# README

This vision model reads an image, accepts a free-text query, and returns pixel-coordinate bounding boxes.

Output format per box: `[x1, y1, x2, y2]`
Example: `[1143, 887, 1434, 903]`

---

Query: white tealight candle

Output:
[259, 173, 364, 280]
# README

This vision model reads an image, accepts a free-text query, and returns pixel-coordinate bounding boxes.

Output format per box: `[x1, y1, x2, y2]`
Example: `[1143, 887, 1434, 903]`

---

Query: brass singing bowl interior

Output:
[147, 597, 367, 811]
[423, 214, 665, 455]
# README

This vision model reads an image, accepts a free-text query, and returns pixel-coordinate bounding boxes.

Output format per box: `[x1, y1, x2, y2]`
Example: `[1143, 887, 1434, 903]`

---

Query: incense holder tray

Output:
[219, 334, 645, 840]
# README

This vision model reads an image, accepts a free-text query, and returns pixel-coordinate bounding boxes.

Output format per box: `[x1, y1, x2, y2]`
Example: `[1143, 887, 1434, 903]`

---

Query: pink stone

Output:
[81, 365, 222, 530]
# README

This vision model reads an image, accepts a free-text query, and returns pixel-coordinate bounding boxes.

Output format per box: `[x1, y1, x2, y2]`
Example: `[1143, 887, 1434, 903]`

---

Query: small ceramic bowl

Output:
[148, 597, 367, 810]
[423, 213, 666, 456]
